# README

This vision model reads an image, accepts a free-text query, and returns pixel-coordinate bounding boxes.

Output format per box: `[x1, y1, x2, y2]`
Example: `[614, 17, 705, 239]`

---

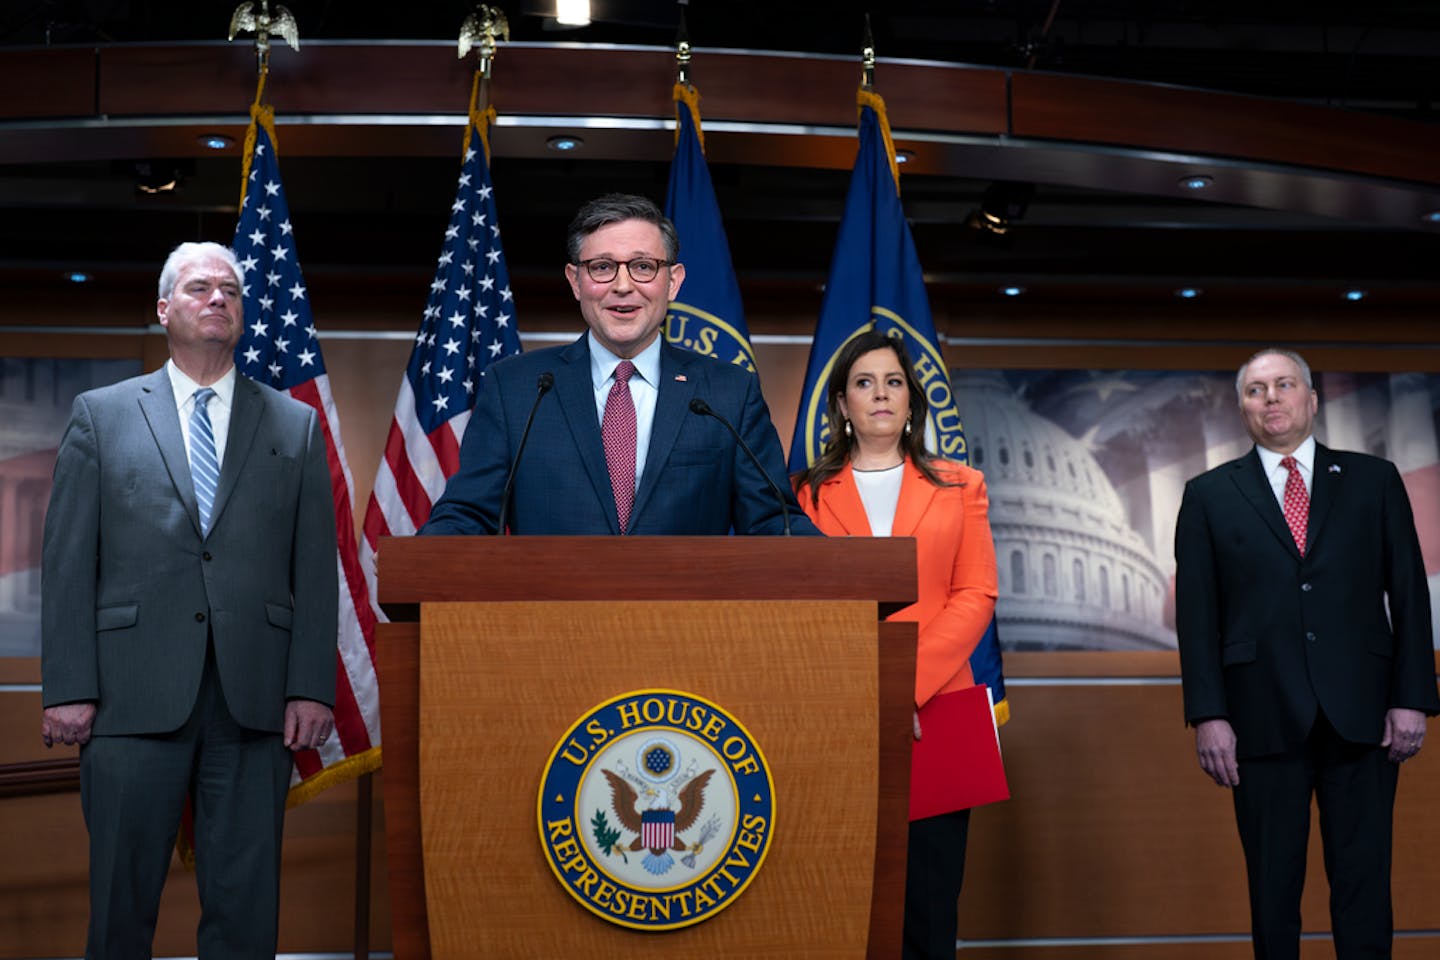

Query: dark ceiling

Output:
[4, 1, 1440, 310]
[8, 1, 1440, 114]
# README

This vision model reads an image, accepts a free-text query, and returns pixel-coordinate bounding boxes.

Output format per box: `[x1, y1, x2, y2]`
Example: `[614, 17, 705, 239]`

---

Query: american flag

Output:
[359, 106, 521, 583]
[232, 110, 382, 799]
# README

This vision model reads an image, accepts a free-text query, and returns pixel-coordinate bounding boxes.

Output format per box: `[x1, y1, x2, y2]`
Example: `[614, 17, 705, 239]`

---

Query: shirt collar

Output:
[166, 359, 237, 410]
[1256, 433, 1316, 477]
[588, 332, 661, 390]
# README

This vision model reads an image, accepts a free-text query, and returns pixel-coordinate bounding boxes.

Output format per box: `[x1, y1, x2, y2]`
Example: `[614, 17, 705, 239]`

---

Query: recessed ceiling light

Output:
[65, 271, 91, 284]
[1175, 287, 1203, 299]
[895, 149, 915, 165]
[198, 134, 234, 150]
[1343, 289, 1368, 301]
[555, 0, 591, 26]
[546, 135, 584, 152]
[1000, 285, 1025, 297]
[1178, 175, 1213, 191]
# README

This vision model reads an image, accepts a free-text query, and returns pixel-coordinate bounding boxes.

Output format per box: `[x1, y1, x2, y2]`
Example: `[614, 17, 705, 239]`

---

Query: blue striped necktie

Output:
[189, 387, 219, 535]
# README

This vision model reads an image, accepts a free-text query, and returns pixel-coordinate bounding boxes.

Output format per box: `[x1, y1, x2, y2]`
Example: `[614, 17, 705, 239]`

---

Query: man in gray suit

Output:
[41, 241, 338, 959]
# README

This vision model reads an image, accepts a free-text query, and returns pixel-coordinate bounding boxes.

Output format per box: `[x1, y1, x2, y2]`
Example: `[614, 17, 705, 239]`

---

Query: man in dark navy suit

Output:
[1176, 347, 1438, 959]
[422, 193, 815, 537]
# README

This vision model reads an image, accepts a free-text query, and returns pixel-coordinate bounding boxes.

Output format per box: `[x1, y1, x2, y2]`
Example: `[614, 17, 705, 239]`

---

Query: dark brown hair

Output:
[566, 193, 679, 263]
[791, 328, 960, 506]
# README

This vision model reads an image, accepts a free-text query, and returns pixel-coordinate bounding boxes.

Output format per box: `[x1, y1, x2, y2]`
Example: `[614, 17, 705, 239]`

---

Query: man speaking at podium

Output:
[422, 193, 816, 537]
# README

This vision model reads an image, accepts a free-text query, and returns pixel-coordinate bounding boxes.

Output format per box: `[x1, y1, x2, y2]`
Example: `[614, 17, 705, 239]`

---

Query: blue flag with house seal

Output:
[790, 86, 1008, 723]
[663, 83, 756, 373]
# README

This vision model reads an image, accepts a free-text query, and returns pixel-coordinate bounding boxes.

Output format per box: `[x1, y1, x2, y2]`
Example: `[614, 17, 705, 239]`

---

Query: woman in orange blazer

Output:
[793, 329, 998, 960]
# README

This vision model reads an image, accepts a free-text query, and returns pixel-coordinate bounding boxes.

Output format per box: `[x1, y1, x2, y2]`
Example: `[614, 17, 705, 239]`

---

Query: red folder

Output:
[909, 684, 1010, 821]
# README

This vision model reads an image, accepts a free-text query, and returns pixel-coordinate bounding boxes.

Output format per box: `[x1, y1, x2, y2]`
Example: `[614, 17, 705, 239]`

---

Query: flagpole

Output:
[227, 9, 388, 956]
[861, 13, 875, 89]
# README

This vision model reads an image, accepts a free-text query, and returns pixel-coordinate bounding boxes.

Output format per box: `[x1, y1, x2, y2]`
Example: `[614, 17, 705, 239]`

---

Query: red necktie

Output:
[1280, 455, 1308, 555]
[602, 360, 637, 533]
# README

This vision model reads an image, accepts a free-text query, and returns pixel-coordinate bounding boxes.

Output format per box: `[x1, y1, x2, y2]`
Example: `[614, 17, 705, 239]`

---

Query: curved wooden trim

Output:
[4, 42, 1437, 190]
[1010, 72, 1440, 185]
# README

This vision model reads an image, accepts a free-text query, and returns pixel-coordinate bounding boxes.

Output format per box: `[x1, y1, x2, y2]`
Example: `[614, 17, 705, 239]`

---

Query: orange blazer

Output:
[797, 458, 998, 707]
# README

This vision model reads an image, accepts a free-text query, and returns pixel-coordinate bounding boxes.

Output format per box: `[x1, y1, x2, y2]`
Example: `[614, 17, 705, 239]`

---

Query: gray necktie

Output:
[189, 387, 219, 534]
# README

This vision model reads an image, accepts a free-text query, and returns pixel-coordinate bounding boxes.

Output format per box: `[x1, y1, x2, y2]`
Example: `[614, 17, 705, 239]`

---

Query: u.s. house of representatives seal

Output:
[537, 689, 776, 931]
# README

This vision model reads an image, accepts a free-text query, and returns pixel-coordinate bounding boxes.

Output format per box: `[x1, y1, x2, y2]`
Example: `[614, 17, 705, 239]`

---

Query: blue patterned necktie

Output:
[189, 387, 219, 534]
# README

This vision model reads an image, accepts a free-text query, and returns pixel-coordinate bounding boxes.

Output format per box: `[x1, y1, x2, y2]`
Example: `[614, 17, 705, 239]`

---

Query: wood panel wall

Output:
[2, 298, 1438, 958]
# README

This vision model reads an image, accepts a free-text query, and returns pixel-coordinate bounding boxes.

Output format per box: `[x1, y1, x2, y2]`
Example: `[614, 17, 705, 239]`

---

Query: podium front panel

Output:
[419, 599, 879, 958]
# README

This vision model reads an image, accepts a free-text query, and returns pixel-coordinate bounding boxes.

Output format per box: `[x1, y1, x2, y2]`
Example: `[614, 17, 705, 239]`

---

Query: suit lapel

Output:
[631, 342, 697, 531]
[137, 368, 203, 536]
[554, 335, 622, 533]
[890, 460, 936, 538]
[1231, 447, 1302, 560]
[817, 464, 873, 536]
[210, 376, 263, 536]
[1307, 442, 1341, 555]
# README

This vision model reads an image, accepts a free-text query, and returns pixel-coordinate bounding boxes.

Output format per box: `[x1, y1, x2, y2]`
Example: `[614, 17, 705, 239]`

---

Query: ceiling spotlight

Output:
[895, 149, 915, 165]
[65, 271, 92, 284]
[1179, 175, 1213, 191]
[1000, 285, 1025, 297]
[546, 135, 584, 152]
[1344, 289, 1368, 301]
[966, 181, 1035, 246]
[198, 134, 234, 150]
[555, 0, 591, 26]
[1175, 287, 1203, 299]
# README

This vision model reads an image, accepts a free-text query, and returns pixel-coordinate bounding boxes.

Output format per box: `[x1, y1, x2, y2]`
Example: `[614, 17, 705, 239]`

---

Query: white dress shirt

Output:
[852, 462, 904, 537]
[1256, 433, 1315, 507]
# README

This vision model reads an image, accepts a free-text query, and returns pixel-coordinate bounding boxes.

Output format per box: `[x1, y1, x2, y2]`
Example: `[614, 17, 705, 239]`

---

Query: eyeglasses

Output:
[573, 257, 672, 284]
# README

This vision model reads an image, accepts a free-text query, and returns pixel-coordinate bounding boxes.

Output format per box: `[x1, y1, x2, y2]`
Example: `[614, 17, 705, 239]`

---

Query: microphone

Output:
[496, 372, 554, 534]
[689, 397, 792, 536]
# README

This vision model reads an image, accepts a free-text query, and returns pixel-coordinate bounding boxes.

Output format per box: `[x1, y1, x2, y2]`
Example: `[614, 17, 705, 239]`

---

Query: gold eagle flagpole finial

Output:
[228, 1, 300, 77]
[458, 5, 510, 79]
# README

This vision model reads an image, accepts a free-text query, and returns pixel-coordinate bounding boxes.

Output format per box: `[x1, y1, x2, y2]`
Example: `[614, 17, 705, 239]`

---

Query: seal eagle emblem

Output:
[538, 690, 776, 930]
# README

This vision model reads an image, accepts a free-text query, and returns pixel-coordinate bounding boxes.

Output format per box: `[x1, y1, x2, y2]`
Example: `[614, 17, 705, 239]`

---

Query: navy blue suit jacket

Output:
[421, 334, 818, 536]
[1176, 442, 1439, 759]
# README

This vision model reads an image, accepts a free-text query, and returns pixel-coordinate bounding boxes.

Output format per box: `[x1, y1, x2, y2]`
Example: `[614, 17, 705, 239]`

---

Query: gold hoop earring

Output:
[844, 419, 853, 439]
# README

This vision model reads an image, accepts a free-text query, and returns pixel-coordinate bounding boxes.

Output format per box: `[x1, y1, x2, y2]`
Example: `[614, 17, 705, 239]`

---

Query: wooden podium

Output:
[376, 536, 917, 959]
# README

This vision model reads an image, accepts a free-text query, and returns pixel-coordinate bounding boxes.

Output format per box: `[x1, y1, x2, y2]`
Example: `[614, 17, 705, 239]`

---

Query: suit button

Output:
[1301, 583, 1312, 592]
[202, 552, 213, 561]
[1306, 631, 1316, 642]
[195, 612, 206, 623]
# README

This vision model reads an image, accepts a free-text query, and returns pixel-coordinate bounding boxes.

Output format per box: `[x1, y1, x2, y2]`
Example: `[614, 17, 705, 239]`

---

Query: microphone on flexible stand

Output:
[496, 372, 554, 534]
[688, 397, 792, 536]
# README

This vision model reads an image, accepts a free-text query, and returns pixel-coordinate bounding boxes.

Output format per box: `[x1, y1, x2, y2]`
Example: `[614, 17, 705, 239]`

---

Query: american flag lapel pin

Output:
[675, 374, 687, 382]
[1328, 464, 1342, 473]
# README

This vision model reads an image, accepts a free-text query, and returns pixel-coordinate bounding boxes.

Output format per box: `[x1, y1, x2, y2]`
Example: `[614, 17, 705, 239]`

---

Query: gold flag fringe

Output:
[857, 87, 901, 197]
[238, 68, 277, 209]
[673, 82, 704, 152]
[462, 70, 497, 161]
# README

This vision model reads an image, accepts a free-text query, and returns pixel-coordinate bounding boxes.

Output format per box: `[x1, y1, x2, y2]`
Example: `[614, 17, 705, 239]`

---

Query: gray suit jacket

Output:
[41, 367, 338, 735]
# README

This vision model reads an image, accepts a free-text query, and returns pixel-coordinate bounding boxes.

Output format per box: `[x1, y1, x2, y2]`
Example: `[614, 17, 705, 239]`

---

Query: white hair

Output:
[1235, 347, 1313, 402]
[158, 242, 242, 300]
